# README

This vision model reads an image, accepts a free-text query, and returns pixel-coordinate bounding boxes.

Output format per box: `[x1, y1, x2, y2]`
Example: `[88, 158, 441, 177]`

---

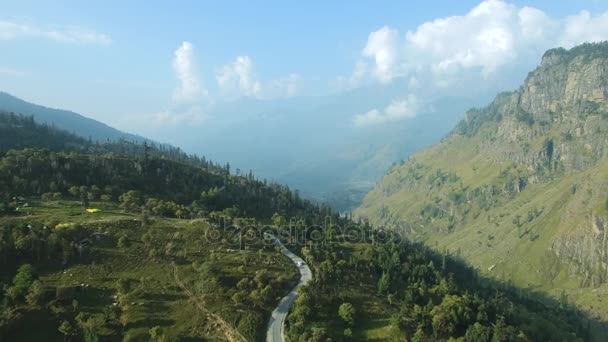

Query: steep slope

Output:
[0, 99, 597, 341]
[0, 92, 145, 142]
[355, 43, 608, 320]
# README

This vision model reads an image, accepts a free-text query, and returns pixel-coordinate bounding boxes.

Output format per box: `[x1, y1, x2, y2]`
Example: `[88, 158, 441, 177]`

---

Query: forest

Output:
[0, 111, 600, 341]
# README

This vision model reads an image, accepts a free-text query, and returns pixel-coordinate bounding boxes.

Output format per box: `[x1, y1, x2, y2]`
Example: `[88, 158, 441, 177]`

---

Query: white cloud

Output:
[0, 19, 111, 45]
[347, 0, 608, 86]
[172, 41, 208, 103]
[354, 94, 417, 127]
[405, 0, 520, 77]
[560, 10, 608, 48]
[216, 56, 301, 99]
[330, 61, 368, 91]
[160, 41, 210, 125]
[362, 26, 401, 82]
[518, 6, 554, 41]
[216, 56, 262, 98]
[347, 0, 608, 128]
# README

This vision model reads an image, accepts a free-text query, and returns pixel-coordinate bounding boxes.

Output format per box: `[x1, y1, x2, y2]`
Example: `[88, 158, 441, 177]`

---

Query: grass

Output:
[355, 123, 608, 326]
[1, 200, 299, 341]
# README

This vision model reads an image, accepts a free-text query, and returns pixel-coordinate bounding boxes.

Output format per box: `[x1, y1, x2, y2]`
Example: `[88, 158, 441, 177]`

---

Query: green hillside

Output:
[356, 43, 608, 322]
[0, 107, 599, 341]
[0, 92, 145, 143]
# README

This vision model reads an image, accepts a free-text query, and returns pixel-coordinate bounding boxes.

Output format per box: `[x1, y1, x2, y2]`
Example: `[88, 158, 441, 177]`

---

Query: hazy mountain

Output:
[355, 43, 608, 320]
[0, 82, 484, 212]
[157, 79, 486, 211]
[0, 91, 145, 143]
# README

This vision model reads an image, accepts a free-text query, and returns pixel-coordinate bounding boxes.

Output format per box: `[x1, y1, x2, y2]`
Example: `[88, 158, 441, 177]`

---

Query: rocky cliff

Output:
[355, 42, 608, 319]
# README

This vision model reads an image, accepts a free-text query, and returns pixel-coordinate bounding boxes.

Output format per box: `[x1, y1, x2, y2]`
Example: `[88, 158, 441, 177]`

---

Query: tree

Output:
[117, 235, 130, 250]
[271, 213, 286, 228]
[89, 185, 101, 200]
[68, 186, 80, 198]
[116, 278, 131, 295]
[58, 320, 76, 341]
[6, 264, 36, 302]
[26, 280, 45, 306]
[338, 302, 356, 326]
[232, 290, 248, 305]
[464, 323, 491, 342]
[149, 326, 166, 342]
[75, 312, 103, 342]
[81, 192, 89, 209]
[377, 272, 390, 294]
[119, 190, 143, 211]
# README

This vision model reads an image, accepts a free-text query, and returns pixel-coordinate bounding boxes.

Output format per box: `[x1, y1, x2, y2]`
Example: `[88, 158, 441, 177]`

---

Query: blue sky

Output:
[1, 0, 608, 132]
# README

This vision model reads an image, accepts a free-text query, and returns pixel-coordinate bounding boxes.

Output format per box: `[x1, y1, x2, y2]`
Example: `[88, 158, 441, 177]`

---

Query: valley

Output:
[3, 2, 608, 340]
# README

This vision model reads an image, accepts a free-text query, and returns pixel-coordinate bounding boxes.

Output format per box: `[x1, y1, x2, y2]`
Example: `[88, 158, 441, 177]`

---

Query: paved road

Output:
[266, 235, 312, 342]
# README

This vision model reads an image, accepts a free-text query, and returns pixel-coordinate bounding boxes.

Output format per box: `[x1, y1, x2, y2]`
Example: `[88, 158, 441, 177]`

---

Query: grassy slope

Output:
[1, 200, 299, 341]
[355, 128, 608, 322]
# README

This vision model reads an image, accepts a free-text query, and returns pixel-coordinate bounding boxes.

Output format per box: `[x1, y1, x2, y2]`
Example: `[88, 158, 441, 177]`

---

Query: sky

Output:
[2, 0, 608, 133]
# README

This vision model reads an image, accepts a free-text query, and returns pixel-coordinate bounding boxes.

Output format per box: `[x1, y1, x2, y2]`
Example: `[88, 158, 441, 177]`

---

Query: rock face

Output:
[553, 212, 608, 287]
[460, 46, 608, 177]
[355, 43, 608, 317]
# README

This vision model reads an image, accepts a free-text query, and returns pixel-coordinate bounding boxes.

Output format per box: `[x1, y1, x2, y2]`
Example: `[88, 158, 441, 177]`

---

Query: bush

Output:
[338, 302, 356, 325]
[41, 193, 54, 201]
[236, 311, 263, 341]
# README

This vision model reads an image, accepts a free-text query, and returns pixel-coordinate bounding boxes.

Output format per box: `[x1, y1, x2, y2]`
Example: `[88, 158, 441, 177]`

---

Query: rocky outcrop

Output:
[357, 43, 608, 293]
[552, 215, 608, 287]
[461, 44, 608, 177]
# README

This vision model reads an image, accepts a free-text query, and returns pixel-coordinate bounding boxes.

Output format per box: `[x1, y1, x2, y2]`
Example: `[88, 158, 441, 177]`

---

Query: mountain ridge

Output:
[0, 91, 146, 143]
[355, 42, 608, 320]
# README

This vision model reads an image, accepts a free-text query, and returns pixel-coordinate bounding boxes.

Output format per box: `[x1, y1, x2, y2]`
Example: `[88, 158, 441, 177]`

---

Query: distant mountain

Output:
[355, 43, 608, 321]
[0, 91, 145, 143]
[155, 80, 485, 211]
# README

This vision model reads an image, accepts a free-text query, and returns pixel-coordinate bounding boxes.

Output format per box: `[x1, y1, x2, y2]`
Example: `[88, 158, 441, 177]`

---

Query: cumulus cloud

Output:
[348, 0, 608, 127]
[406, 0, 520, 77]
[216, 56, 301, 99]
[560, 10, 608, 48]
[161, 41, 210, 124]
[172, 41, 208, 103]
[348, 0, 608, 86]
[363, 26, 402, 82]
[0, 19, 111, 45]
[216, 56, 262, 98]
[354, 94, 417, 127]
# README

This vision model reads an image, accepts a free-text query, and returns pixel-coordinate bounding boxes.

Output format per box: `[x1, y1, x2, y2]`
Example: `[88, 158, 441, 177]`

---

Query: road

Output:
[266, 235, 312, 342]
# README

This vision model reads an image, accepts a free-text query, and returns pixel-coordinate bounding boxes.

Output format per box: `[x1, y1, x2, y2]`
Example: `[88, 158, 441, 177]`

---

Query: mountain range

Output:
[0, 83, 487, 211]
[355, 42, 608, 322]
[0, 91, 145, 143]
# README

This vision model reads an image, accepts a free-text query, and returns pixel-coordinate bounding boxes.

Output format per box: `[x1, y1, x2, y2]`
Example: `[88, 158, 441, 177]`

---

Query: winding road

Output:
[266, 235, 312, 342]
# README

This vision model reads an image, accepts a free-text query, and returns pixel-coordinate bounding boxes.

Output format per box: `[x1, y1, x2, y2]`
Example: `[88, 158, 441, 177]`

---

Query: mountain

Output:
[355, 42, 608, 321]
[155, 80, 483, 211]
[0, 92, 145, 143]
[0, 103, 596, 341]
